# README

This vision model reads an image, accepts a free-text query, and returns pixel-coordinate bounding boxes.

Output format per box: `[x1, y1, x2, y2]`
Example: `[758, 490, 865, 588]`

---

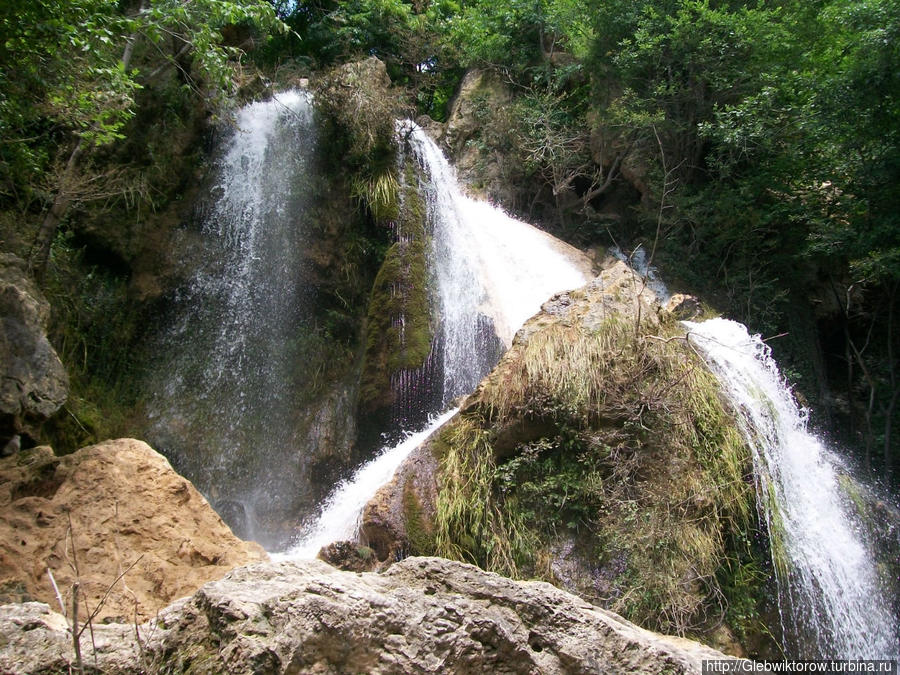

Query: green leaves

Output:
[1, 0, 287, 203]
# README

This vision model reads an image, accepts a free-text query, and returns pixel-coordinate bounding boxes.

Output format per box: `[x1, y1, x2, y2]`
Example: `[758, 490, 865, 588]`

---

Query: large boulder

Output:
[0, 556, 736, 674]
[0, 439, 267, 623]
[0, 253, 68, 444]
[362, 261, 766, 655]
[362, 261, 663, 562]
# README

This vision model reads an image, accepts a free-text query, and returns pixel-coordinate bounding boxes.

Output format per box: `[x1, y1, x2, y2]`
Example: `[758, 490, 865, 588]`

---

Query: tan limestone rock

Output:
[0, 439, 267, 622]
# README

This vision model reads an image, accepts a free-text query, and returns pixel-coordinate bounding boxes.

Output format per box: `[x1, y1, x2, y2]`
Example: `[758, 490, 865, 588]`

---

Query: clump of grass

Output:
[351, 168, 400, 223]
[431, 416, 539, 577]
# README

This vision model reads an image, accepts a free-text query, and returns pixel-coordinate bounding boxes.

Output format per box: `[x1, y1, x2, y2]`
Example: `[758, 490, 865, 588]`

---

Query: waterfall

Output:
[685, 317, 897, 659]
[143, 90, 317, 548]
[273, 407, 458, 560]
[277, 122, 593, 557]
[400, 120, 594, 403]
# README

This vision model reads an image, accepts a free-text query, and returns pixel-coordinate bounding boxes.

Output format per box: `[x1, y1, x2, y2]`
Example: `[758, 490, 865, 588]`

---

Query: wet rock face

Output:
[0, 253, 68, 444]
[0, 557, 735, 674]
[665, 293, 702, 320]
[0, 439, 267, 623]
[318, 539, 379, 572]
[361, 433, 442, 562]
[441, 69, 515, 201]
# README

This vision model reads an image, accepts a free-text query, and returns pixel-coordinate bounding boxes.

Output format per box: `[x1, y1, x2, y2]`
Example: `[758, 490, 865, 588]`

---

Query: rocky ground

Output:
[0, 556, 734, 674]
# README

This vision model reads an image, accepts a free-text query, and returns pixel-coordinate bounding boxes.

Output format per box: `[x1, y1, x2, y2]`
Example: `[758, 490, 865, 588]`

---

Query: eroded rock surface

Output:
[0, 557, 734, 674]
[0, 253, 68, 444]
[442, 69, 514, 199]
[363, 261, 662, 560]
[0, 439, 267, 623]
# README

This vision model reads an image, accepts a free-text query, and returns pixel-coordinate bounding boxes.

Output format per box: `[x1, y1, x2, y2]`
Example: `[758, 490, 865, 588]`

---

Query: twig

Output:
[71, 581, 83, 675]
[78, 554, 144, 633]
[643, 334, 689, 344]
[46, 568, 68, 619]
[761, 332, 788, 343]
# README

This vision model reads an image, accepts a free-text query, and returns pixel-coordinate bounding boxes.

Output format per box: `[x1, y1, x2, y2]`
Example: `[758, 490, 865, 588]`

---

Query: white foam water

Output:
[685, 317, 897, 658]
[400, 120, 593, 403]
[275, 408, 458, 560]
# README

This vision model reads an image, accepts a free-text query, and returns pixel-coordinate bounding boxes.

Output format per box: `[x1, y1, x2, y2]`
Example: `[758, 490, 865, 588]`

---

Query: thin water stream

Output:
[686, 318, 897, 658]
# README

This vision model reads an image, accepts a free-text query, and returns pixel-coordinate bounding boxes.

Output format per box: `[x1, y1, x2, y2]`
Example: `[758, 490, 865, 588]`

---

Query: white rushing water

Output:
[400, 120, 593, 403]
[145, 90, 317, 547]
[685, 318, 897, 658]
[275, 408, 458, 560]
[277, 122, 592, 558]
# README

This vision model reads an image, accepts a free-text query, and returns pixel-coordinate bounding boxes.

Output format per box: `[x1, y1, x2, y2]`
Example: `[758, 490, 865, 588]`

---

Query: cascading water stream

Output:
[273, 407, 459, 560]
[277, 122, 593, 557]
[685, 318, 897, 658]
[400, 120, 594, 402]
[143, 91, 318, 548]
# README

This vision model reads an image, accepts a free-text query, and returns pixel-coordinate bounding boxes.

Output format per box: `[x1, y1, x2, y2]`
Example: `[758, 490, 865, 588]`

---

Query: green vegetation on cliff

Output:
[360, 163, 434, 416]
[0, 0, 289, 449]
[394, 269, 774, 651]
[5, 0, 896, 482]
[261, 0, 899, 484]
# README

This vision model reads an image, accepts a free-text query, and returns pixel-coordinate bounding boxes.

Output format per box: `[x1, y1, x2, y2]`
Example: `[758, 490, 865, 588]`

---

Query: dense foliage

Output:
[255, 0, 899, 482]
[0, 0, 284, 274]
[2, 1, 897, 474]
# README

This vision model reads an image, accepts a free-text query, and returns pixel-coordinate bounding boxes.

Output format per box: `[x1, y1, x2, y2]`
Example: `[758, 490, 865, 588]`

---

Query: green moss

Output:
[359, 163, 433, 414]
[716, 534, 780, 657]
[762, 480, 790, 579]
[402, 482, 435, 556]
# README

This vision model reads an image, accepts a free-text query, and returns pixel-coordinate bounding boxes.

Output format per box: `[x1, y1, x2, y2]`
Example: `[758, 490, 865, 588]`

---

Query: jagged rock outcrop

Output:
[0, 556, 736, 674]
[441, 69, 515, 200]
[665, 293, 703, 320]
[0, 439, 267, 623]
[362, 261, 764, 655]
[0, 254, 68, 445]
[362, 261, 663, 562]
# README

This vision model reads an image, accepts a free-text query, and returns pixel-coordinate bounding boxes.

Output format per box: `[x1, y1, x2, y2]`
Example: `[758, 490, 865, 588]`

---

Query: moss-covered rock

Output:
[359, 162, 434, 422]
[366, 261, 776, 656]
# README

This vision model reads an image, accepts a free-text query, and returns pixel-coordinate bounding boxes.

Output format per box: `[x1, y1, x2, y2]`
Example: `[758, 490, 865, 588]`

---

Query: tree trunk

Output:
[30, 139, 84, 283]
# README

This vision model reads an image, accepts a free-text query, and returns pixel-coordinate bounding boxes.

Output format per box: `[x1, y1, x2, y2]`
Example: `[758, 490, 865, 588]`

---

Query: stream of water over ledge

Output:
[142, 91, 320, 548]
[686, 318, 898, 659]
